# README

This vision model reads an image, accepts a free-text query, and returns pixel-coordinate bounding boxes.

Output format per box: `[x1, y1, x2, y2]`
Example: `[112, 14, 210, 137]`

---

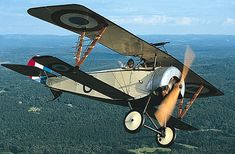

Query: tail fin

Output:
[27, 57, 46, 83]
[27, 56, 59, 83]
[1, 56, 57, 84]
[1, 57, 63, 101]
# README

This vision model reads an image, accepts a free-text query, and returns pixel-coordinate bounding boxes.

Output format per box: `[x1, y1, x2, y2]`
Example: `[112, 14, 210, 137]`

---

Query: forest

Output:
[0, 34, 234, 153]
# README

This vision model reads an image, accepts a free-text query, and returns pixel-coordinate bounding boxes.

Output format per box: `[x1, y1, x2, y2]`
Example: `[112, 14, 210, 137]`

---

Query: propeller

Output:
[155, 46, 195, 127]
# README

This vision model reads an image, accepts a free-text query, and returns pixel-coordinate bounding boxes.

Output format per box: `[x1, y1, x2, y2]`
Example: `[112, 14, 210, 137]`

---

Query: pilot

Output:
[126, 58, 134, 68]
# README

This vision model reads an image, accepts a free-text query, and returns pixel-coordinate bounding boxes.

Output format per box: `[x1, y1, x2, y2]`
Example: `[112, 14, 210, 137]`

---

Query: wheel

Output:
[123, 110, 144, 134]
[156, 126, 176, 147]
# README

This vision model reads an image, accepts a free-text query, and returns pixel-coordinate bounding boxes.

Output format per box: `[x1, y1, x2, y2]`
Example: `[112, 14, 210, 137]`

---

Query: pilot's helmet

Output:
[127, 58, 134, 68]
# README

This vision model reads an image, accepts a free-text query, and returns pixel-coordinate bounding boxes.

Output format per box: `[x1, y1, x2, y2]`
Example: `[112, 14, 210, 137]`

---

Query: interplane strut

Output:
[75, 27, 107, 67]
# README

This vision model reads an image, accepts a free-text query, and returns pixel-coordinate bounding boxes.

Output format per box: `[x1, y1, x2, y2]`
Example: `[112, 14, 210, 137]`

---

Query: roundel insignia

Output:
[51, 10, 107, 32]
[83, 85, 92, 93]
[185, 83, 210, 95]
[50, 63, 71, 72]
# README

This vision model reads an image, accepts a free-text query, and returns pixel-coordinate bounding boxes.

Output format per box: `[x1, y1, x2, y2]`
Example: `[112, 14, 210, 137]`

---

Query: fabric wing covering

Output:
[28, 4, 223, 98]
[32, 56, 133, 100]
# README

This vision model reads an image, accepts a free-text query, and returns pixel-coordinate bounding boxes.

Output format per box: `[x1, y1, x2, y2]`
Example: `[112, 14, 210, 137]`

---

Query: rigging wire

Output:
[111, 72, 126, 93]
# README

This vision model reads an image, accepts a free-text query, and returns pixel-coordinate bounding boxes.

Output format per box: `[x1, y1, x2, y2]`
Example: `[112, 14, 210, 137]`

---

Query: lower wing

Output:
[147, 107, 198, 131]
[32, 56, 133, 101]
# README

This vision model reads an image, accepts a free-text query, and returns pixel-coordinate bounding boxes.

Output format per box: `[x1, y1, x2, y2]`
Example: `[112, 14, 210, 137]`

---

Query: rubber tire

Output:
[123, 110, 145, 134]
[156, 126, 176, 147]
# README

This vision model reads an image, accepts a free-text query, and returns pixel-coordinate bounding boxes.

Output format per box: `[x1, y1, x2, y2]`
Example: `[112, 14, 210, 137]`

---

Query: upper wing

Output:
[27, 4, 160, 59]
[28, 4, 223, 98]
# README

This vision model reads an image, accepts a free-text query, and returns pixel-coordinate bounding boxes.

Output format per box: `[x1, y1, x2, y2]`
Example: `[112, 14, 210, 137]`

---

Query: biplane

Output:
[1, 4, 223, 147]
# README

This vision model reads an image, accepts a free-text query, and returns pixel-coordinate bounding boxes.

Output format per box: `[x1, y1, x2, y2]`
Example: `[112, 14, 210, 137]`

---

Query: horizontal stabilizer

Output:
[1, 64, 42, 76]
[32, 56, 133, 100]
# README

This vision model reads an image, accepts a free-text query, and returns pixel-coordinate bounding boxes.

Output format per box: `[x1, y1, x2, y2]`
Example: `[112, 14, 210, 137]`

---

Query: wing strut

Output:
[76, 27, 107, 67]
[178, 84, 204, 119]
[75, 31, 86, 66]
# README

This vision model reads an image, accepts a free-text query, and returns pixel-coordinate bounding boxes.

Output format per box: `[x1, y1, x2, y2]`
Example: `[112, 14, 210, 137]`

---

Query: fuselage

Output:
[46, 66, 184, 108]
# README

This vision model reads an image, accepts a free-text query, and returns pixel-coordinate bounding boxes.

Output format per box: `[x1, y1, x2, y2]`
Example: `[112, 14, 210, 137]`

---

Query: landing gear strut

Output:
[123, 96, 176, 147]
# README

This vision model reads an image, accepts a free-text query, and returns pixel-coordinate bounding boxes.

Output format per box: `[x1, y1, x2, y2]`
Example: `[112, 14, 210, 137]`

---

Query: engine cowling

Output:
[146, 66, 185, 97]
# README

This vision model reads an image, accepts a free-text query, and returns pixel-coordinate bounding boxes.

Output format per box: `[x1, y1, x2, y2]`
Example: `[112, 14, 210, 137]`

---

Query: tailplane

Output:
[1, 56, 62, 100]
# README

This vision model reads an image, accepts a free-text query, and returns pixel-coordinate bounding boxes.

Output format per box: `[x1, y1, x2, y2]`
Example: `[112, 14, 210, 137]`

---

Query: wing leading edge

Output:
[32, 56, 133, 100]
[28, 4, 223, 98]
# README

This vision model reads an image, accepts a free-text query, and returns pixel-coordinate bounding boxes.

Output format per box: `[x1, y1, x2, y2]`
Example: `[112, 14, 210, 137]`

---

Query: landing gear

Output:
[123, 110, 145, 133]
[156, 126, 176, 147]
[123, 97, 176, 147]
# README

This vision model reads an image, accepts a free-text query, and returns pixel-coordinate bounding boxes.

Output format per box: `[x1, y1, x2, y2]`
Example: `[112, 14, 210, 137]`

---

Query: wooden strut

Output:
[177, 98, 184, 118]
[178, 84, 204, 119]
[76, 27, 107, 67]
[75, 31, 86, 66]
